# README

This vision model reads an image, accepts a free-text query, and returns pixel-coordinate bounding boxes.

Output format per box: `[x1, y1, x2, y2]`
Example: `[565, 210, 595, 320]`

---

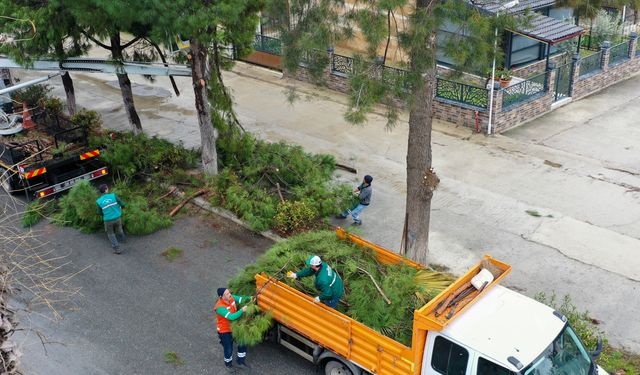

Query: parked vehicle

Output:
[255, 228, 606, 375]
[0, 108, 107, 200]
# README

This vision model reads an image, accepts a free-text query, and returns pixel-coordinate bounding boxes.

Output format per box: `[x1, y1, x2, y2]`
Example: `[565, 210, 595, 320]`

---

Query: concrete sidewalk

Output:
[14, 62, 640, 351]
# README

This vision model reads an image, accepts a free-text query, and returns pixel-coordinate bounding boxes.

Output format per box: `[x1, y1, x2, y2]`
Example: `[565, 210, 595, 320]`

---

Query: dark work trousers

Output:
[218, 332, 247, 367]
[104, 218, 125, 249]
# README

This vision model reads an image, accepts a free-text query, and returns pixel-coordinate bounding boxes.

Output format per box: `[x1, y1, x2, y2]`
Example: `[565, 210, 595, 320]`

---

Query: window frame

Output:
[430, 335, 471, 375]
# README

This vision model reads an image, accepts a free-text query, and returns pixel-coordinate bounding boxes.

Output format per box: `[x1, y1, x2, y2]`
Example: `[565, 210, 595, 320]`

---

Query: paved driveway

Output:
[1, 193, 314, 375]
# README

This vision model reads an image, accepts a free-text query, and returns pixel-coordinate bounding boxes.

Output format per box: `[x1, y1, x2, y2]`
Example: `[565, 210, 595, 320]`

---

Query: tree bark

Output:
[190, 40, 218, 175]
[402, 0, 438, 265]
[60, 72, 76, 116]
[110, 33, 142, 135]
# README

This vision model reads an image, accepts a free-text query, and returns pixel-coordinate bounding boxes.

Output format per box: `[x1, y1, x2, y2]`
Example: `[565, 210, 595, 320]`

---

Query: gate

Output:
[554, 63, 573, 101]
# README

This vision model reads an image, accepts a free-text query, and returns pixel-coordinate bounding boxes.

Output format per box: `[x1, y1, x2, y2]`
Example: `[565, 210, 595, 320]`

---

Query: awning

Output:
[513, 13, 585, 45]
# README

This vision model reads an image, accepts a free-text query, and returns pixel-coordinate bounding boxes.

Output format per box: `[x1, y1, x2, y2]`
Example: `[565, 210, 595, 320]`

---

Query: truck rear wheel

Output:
[324, 360, 353, 375]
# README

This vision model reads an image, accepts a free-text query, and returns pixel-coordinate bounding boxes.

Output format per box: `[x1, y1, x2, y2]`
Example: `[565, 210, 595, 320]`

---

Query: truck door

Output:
[422, 334, 473, 375]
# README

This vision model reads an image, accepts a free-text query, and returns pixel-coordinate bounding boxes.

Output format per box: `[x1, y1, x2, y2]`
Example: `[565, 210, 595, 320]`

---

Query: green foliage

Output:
[11, 84, 51, 108]
[53, 180, 173, 235]
[273, 200, 319, 235]
[71, 109, 102, 133]
[231, 304, 274, 346]
[229, 230, 452, 346]
[163, 351, 185, 366]
[211, 132, 351, 232]
[22, 200, 53, 227]
[52, 180, 102, 233]
[43, 97, 64, 115]
[161, 247, 183, 262]
[534, 292, 640, 374]
[90, 132, 198, 180]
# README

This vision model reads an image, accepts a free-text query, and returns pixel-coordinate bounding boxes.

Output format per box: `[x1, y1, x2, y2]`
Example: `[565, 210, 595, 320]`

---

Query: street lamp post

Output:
[487, 0, 519, 135]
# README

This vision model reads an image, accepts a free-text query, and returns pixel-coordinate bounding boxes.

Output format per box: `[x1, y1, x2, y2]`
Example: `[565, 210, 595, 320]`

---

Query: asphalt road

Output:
[1, 193, 315, 375]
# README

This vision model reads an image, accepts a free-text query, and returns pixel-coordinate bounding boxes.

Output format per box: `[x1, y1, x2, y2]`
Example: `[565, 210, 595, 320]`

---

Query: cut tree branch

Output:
[357, 267, 391, 305]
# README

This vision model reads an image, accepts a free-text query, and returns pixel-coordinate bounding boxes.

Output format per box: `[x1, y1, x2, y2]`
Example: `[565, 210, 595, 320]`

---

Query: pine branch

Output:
[357, 267, 391, 305]
[120, 36, 141, 50]
[81, 31, 111, 50]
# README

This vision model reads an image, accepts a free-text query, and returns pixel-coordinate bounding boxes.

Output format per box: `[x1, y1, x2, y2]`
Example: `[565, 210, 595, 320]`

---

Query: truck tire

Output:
[324, 360, 353, 375]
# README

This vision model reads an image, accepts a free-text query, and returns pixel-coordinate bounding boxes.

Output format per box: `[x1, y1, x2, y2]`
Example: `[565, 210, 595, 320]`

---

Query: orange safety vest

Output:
[214, 296, 238, 334]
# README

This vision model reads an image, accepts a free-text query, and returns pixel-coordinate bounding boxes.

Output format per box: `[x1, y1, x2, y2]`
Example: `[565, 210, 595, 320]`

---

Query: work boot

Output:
[352, 221, 362, 226]
[113, 246, 122, 254]
[225, 365, 236, 373]
[335, 214, 347, 219]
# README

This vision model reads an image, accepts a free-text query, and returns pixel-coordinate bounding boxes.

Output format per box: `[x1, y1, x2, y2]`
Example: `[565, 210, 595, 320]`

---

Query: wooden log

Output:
[169, 189, 207, 217]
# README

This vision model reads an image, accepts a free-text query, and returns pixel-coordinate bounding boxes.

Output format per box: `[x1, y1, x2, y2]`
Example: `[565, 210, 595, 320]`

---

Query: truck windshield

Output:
[522, 324, 593, 375]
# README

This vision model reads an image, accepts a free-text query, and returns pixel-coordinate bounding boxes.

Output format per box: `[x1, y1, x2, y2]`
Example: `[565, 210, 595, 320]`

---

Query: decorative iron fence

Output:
[382, 66, 410, 90]
[435, 78, 488, 109]
[253, 35, 282, 55]
[579, 51, 602, 76]
[331, 53, 354, 76]
[609, 41, 630, 65]
[501, 72, 547, 109]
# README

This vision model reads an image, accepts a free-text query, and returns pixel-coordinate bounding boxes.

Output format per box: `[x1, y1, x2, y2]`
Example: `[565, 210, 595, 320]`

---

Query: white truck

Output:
[255, 229, 607, 375]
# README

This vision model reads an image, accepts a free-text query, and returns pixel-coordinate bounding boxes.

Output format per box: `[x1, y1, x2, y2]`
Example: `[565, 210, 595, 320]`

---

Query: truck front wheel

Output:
[324, 360, 353, 375]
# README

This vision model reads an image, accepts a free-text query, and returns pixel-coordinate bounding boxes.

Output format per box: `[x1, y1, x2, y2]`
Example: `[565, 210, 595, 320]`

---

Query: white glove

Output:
[241, 306, 247, 312]
[286, 271, 297, 279]
[313, 296, 320, 303]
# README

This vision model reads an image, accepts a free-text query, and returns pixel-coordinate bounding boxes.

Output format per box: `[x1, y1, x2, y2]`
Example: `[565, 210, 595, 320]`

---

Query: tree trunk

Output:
[110, 33, 142, 135]
[61, 72, 76, 116]
[190, 40, 218, 175]
[401, 0, 438, 265]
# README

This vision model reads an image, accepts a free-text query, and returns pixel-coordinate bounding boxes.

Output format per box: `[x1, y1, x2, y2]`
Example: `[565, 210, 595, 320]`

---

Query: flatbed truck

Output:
[255, 228, 606, 375]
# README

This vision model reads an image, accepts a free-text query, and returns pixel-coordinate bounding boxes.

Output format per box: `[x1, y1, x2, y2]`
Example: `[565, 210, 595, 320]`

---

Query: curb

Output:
[169, 186, 285, 243]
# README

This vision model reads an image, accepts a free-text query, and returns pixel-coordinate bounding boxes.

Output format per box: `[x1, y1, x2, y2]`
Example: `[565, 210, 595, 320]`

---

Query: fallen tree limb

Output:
[157, 187, 177, 201]
[336, 163, 357, 174]
[169, 189, 207, 217]
[357, 267, 391, 305]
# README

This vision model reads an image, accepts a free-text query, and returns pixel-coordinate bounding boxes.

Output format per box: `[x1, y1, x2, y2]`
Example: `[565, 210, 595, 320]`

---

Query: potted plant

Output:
[497, 68, 513, 88]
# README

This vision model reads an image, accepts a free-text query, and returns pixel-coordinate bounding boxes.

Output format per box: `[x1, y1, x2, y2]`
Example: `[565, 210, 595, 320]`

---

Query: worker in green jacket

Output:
[287, 255, 344, 308]
[96, 184, 126, 254]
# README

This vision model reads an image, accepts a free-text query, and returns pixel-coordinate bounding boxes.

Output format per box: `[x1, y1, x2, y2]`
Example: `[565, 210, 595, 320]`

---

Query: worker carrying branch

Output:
[287, 255, 344, 308]
[214, 287, 252, 373]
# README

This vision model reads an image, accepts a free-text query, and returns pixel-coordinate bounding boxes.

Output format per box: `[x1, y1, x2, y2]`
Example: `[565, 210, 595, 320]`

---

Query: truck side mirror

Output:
[589, 337, 603, 360]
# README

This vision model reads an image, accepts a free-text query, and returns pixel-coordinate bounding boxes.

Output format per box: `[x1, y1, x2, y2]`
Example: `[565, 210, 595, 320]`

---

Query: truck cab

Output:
[422, 285, 607, 375]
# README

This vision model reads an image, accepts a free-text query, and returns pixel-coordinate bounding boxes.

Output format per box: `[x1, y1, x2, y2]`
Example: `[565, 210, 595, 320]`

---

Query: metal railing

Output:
[435, 78, 488, 109]
[331, 53, 353, 76]
[579, 51, 603, 76]
[253, 35, 282, 55]
[609, 41, 630, 65]
[382, 66, 410, 90]
[501, 72, 547, 109]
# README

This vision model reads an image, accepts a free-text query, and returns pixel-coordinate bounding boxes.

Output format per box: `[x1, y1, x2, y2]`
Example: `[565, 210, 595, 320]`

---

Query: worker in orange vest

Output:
[214, 287, 252, 372]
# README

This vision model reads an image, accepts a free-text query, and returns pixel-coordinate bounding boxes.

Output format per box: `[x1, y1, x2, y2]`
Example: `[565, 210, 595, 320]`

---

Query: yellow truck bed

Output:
[255, 228, 511, 375]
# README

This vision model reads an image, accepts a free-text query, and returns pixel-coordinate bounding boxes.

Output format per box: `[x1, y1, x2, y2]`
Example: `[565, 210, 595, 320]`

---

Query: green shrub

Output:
[71, 109, 102, 133]
[273, 200, 319, 235]
[53, 181, 102, 232]
[43, 97, 64, 115]
[11, 84, 51, 107]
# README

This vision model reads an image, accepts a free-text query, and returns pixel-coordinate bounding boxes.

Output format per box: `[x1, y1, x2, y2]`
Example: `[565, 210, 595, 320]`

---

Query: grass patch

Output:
[535, 293, 640, 375]
[161, 247, 183, 262]
[163, 351, 185, 366]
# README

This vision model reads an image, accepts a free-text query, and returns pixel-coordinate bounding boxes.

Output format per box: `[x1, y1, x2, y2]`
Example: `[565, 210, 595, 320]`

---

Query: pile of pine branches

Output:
[229, 231, 453, 346]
